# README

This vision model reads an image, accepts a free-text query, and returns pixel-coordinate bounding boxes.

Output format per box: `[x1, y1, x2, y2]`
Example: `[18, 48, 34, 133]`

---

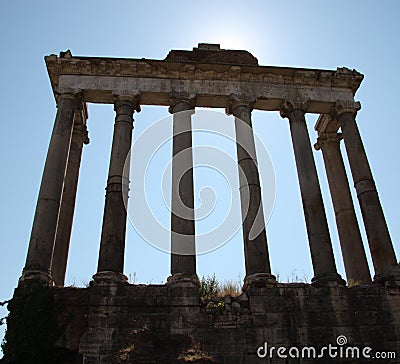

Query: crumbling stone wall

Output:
[2, 283, 400, 363]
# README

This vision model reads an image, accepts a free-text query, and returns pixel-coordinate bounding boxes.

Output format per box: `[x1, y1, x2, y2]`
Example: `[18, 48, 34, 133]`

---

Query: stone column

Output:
[227, 95, 275, 290]
[20, 91, 82, 284]
[51, 109, 89, 287]
[333, 100, 400, 283]
[315, 132, 371, 286]
[280, 100, 344, 286]
[168, 95, 197, 283]
[94, 94, 140, 284]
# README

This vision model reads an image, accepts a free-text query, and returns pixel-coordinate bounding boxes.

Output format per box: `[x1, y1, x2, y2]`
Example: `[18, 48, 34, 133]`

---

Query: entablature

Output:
[46, 46, 363, 115]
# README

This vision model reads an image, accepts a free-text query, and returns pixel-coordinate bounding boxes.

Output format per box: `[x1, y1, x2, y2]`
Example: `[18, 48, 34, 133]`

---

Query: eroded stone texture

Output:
[3, 284, 400, 363]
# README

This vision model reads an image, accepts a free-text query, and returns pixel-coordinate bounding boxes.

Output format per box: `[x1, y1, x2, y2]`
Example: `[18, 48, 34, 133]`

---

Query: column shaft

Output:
[316, 132, 371, 285]
[51, 120, 89, 286]
[335, 103, 399, 281]
[281, 102, 343, 285]
[229, 98, 275, 288]
[170, 100, 196, 278]
[21, 92, 81, 284]
[95, 96, 139, 282]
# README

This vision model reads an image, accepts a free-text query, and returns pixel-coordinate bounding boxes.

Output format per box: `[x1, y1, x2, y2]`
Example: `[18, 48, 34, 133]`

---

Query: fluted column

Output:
[227, 95, 275, 290]
[333, 101, 400, 283]
[94, 94, 140, 284]
[168, 95, 197, 283]
[20, 91, 82, 284]
[280, 100, 344, 286]
[51, 110, 89, 287]
[315, 132, 371, 286]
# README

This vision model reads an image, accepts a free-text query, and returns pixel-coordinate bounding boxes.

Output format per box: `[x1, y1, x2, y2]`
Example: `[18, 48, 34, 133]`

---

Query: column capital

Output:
[279, 99, 309, 119]
[226, 94, 256, 115]
[314, 132, 342, 151]
[55, 90, 83, 108]
[331, 100, 361, 118]
[113, 92, 141, 113]
[168, 92, 196, 113]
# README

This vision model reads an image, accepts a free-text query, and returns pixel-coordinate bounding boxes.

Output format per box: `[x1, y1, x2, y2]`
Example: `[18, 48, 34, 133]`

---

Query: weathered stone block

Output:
[4, 279, 400, 363]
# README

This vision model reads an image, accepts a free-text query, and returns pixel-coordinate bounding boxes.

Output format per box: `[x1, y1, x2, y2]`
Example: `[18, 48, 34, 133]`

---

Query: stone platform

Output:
[3, 282, 400, 363]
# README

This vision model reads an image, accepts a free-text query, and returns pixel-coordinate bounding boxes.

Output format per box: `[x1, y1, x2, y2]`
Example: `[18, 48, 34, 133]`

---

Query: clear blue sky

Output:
[1, 0, 400, 353]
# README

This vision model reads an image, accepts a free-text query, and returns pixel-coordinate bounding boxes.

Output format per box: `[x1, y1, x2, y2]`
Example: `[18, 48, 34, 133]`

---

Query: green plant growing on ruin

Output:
[199, 274, 242, 299]
[199, 274, 219, 299]
[206, 301, 225, 320]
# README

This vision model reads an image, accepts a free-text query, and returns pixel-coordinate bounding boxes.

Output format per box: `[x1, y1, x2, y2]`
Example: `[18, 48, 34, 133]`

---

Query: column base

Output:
[311, 272, 346, 287]
[92, 271, 128, 285]
[18, 269, 53, 286]
[167, 273, 200, 305]
[242, 273, 277, 291]
[373, 264, 400, 286]
[166, 273, 200, 287]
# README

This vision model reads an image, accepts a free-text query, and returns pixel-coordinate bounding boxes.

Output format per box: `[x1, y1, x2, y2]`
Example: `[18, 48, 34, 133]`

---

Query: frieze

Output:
[57, 74, 355, 114]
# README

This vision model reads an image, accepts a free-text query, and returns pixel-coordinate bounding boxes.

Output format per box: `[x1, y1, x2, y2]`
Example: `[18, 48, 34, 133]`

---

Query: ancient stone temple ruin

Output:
[3, 44, 400, 363]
